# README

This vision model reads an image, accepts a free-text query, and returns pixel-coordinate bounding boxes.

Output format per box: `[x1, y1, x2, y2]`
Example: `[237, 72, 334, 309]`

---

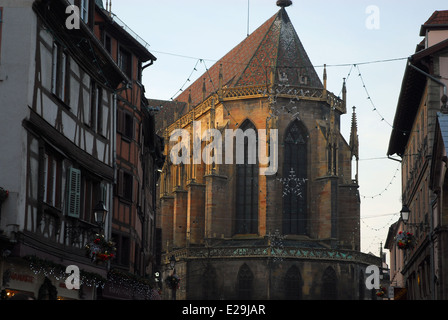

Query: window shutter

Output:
[67, 167, 81, 218]
[51, 43, 58, 95]
[117, 108, 123, 133]
[100, 182, 107, 203]
[118, 170, 124, 197]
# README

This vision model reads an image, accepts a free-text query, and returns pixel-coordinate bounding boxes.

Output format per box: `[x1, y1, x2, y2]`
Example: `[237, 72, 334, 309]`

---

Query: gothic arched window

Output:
[321, 267, 338, 300]
[235, 120, 258, 235]
[283, 119, 308, 235]
[284, 265, 303, 300]
[237, 264, 254, 300]
[202, 264, 218, 300]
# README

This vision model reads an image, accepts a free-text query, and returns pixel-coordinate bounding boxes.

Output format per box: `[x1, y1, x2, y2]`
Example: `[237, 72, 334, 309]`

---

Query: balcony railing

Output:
[110, 13, 151, 50]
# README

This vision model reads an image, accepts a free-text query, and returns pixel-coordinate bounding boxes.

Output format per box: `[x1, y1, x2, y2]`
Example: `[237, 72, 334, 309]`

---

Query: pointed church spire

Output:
[350, 106, 359, 183]
[350, 106, 359, 159]
[342, 78, 347, 111]
[323, 64, 327, 90]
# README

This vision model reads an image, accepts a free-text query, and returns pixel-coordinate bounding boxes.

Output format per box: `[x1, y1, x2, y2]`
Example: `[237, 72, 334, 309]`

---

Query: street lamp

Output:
[400, 205, 410, 224]
[169, 255, 176, 270]
[93, 201, 108, 229]
[66, 200, 109, 245]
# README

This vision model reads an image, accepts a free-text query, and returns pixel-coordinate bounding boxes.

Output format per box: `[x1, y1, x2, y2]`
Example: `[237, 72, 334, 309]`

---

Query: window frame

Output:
[111, 233, 131, 267]
[118, 46, 132, 79]
[117, 107, 135, 141]
[117, 169, 133, 203]
[89, 80, 103, 134]
[80, 0, 89, 24]
[80, 174, 102, 224]
[235, 120, 259, 235]
[237, 264, 254, 300]
[51, 42, 70, 105]
[42, 152, 62, 209]
[282, 120, 308, 235]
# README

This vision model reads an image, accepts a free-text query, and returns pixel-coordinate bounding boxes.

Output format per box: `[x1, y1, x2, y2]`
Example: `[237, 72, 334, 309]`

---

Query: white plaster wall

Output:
[0, 3, 36, 234]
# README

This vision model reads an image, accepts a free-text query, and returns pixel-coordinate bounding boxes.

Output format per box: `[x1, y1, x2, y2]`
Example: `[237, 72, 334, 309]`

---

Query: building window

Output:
[117, 169, 133, 202]
[321, 267, 338, 300]
[202, 264, 218, 300]
[237, 264, 254, 300]
[283, 120, 308, 235]
[118, 47, 132, 79]
[51, 42, 70, 104]
[80, 0, 89, 24]
[235, 120, 258, 235]
[43, 152, 62, 209]
[117, 108, 134, 141]
[359, 271, 365, 300]
[89, 81, 103, 134]
[284, 266, 302, 300]
[66, 167, 106, 222]
[81, 176, 103, 223]
[104, 34, 112, 54]
[97, 86, 103, 134]
[112, 233, 130, 267]
[124, 113, 134, 140]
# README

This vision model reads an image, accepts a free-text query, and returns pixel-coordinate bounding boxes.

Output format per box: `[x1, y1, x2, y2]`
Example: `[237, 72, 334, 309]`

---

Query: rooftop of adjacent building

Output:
[388, 10, 448, 157]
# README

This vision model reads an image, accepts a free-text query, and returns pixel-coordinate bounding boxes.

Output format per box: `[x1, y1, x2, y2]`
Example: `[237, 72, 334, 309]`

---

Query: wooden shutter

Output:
[67, 167, 81, 218]
[117, 107, 123, 133]
[117, 169, 124, 197]
[101, 182, 106, 201]
[51, 43, 58, 95]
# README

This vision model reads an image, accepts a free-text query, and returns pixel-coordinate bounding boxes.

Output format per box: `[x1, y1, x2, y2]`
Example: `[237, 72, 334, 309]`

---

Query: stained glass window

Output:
[237, 264, 253, 300]
[235, 120, 258, 235]
[283, 120, 307, 235]
[284, 266, 302, 300]
[321, 267, 338, 300]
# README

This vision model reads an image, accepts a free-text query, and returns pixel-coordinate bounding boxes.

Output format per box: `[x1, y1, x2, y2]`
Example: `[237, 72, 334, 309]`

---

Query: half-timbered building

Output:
[92, 2, 164, 299]
[0, 0, 161, 300]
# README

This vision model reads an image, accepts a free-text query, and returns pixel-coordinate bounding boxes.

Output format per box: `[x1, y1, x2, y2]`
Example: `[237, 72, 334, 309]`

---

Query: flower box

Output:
[85, 234, 116, 264]
[165, 274, 181, 290]
[396, 231, 415, 250]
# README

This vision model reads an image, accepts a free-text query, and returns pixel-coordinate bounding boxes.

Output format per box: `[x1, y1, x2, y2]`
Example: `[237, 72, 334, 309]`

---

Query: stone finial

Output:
[277, 0, 292, 7]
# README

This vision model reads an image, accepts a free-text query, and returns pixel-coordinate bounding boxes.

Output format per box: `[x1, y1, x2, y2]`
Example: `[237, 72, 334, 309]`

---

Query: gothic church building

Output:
[152, 2, 381, 300]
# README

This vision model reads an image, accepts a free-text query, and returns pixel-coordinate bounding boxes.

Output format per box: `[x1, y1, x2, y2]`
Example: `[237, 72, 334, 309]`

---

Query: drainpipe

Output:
[429, 196, 436, 300]
[407, 61, 447, 105]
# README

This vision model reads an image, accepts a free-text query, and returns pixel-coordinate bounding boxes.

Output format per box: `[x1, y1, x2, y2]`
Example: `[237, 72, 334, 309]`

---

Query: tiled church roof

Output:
[174, 7, 322, 108]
